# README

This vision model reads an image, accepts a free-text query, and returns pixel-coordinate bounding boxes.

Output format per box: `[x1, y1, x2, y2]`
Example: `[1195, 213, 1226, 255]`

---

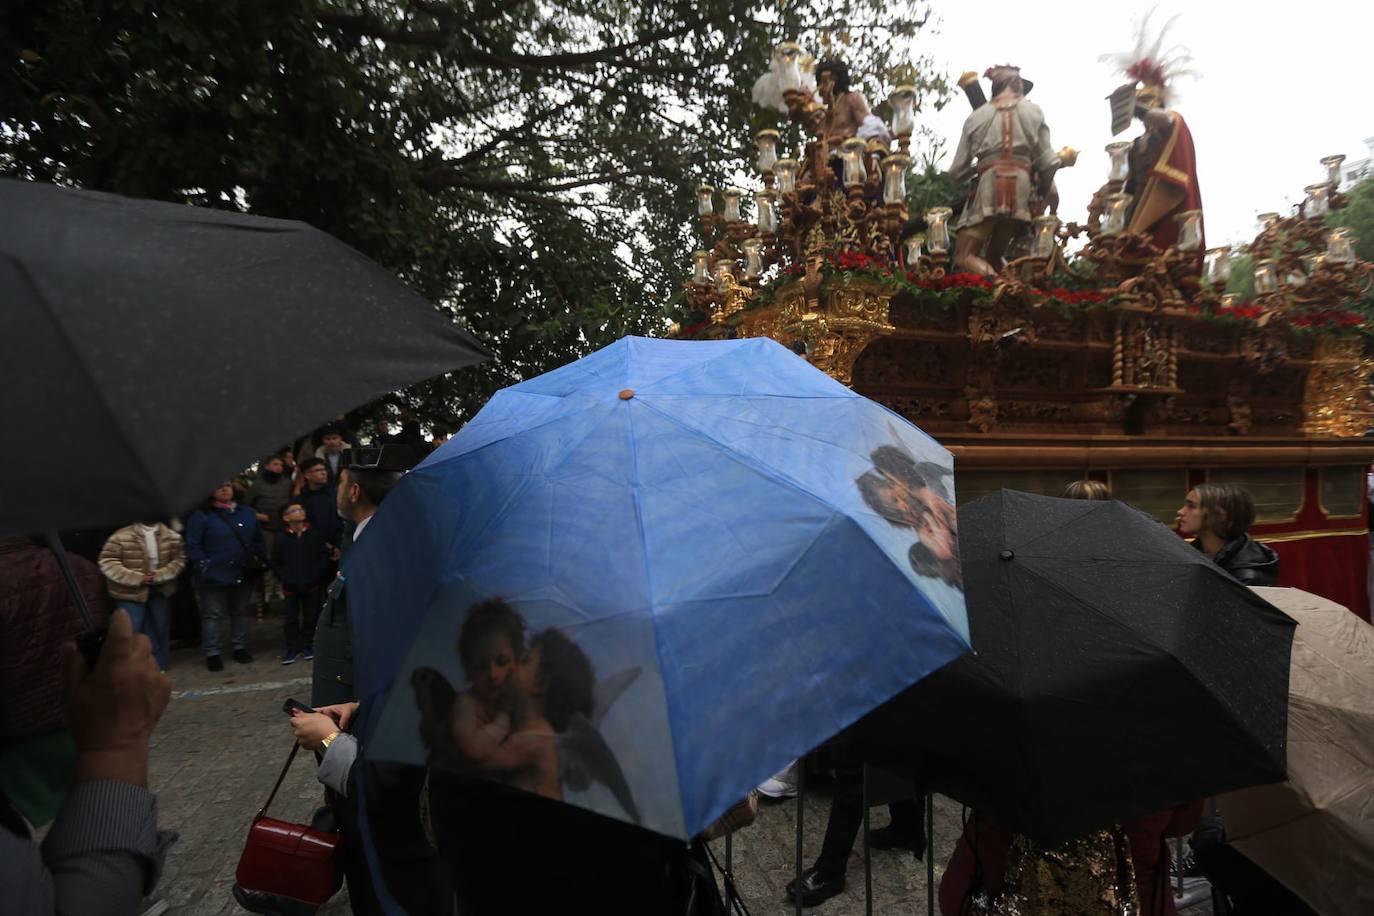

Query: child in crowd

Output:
[270, 502, 331, 664]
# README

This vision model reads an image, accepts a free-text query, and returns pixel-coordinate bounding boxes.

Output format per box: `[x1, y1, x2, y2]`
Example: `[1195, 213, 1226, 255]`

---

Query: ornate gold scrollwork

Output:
[1301, 335, 1374, 437]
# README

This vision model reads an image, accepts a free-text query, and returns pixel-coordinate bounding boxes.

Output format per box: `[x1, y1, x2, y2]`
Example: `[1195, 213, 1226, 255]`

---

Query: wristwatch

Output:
[320, 731, 342, 750]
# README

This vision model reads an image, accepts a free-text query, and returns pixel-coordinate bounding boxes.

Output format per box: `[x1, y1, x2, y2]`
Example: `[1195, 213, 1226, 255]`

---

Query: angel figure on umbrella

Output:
[856, 442, 962, 589]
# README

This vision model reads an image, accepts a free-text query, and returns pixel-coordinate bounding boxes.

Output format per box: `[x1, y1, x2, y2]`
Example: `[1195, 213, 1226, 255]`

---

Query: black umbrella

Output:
[858, 489, 1294, 843]
[0, 178, 488, 538]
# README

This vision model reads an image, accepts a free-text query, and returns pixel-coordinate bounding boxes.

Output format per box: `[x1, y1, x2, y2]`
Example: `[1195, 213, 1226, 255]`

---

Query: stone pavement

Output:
[147, 609, 1210, 915]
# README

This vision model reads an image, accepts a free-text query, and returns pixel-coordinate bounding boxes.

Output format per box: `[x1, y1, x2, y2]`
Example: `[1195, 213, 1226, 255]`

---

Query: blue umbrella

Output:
[347, 336, 969, 839]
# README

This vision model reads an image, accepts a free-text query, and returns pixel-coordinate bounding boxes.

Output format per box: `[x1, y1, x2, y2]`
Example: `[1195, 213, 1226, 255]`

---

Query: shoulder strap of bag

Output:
[256, 742, 301, 820]
[213, 510, 261, 560]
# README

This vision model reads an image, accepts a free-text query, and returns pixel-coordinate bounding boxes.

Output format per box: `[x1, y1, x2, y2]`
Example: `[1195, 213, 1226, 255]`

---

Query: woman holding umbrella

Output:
[185, 482, 266, 671]
[1176, 484, 1279, 586]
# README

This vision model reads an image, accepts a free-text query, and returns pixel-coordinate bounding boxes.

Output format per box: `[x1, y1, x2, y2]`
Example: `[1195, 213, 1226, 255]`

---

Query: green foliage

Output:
[1330, 177, 1374, 265]
[1225, 252, 1256, 300]
[1, 0, 949, 431]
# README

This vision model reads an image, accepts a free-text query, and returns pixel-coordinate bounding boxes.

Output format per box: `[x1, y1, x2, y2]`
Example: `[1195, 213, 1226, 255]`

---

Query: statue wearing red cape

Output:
[1125, 108, 1203, 251]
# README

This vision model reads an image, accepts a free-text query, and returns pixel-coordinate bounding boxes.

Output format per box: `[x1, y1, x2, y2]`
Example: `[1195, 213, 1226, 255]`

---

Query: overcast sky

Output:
[909, 0, 1373, 247]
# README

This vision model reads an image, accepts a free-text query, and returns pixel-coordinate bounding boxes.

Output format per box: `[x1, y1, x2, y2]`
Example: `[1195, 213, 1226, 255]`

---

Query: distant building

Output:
[1341, 137, 1374, 191]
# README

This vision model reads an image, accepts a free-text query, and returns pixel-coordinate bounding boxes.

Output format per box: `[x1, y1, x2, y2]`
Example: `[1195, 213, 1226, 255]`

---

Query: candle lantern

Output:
[722, 188, 743, 223]
[695, 185, 714, 216]
[903, 234, 924, 266]
[1105, 142, 1131, 183]
[1175, 209, 1203, 251]
[1102, 192, 1133, 235]
[1031, 215, 1060, 259]
[755, 129, 780, 174]
[1301, 253, 1326, 277]
[1253, 258, 1279, 294]
[1204, 247, 1232, 285]
[742, 238, 763, 279]
[888, 85, 918, 138]
[925, 207, 952, 253]
[713, 259, 734, 293]
[840, 138, 868, 187]
[1327, 228, 1357, 265]
[1257, 212, 1281, 234]
[1320, 154, 1346, 188]
[754, 190, 778, 234]
[1220, 293, 1238, 310]
[773, 158, 798, 195]
[1304, 183, 1330, 217]
[692, 250, 711, 285]
[775, 42, 806, 92]
[881, 154, 911, 205]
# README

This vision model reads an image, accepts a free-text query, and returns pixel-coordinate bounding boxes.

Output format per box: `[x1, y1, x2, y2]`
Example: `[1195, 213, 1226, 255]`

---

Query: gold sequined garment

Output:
[969, 828, 1139, 916]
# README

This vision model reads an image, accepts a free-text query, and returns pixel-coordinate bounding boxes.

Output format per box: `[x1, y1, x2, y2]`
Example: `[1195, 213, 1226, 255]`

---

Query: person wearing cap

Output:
[310, 445, 415, 707]
[948, 64, 1062, 277]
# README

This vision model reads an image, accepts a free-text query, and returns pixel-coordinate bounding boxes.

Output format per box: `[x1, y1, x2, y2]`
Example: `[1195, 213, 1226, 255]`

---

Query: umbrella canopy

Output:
[1216, 587, 1374, 916]
[0, 178, 488, 537]
[871, 490, 1295, 842]
[345, 335, 970, 839]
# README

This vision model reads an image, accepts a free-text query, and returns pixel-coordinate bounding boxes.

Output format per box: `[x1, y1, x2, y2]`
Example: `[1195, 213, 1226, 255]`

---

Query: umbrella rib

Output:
[6, 254, 165, 514]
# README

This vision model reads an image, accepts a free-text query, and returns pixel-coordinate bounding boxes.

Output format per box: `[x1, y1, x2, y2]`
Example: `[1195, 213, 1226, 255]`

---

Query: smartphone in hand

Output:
[282, 697, 315, 717]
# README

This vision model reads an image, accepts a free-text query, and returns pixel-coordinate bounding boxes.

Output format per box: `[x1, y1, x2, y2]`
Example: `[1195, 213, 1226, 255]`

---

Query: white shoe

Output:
[758, 760, 799, 798]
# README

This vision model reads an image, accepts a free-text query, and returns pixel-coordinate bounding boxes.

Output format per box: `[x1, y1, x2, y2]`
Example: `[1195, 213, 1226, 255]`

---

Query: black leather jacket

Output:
[1199, 534, 1280, 586]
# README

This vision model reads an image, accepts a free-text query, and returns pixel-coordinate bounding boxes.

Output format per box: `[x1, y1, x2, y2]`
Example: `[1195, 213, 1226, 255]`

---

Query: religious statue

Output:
[1101, 13, 1204, 251]
[947, 65, 1063, 276]
[812, 59, 892, 146]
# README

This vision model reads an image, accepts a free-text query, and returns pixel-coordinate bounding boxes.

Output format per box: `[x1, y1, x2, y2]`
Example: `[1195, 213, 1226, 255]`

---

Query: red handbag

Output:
[235, 742, 344, 906]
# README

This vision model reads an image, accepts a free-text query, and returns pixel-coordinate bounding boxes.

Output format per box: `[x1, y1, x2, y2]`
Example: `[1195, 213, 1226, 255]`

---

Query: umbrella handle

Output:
[44, 530, 106, 668]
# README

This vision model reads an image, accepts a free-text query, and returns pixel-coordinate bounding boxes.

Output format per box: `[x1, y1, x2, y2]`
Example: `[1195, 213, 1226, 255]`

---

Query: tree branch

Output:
[420, 166, 658, 194]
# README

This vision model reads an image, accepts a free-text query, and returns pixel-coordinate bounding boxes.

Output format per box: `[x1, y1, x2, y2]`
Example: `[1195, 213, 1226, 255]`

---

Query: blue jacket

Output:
[297, 485, 342, 546]
[184, 505, 266, 587]
[271, 525, 331, 593]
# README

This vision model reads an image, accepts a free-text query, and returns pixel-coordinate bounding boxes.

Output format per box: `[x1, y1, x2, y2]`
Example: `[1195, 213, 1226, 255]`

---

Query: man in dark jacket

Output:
[270, 504, 331, 665]
[311, 446, 416, 707]
[296, 458, 341, 548]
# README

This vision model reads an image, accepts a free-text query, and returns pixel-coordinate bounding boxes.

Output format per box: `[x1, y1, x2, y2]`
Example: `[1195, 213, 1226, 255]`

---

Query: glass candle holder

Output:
[1301, 252, 1326, 277]
[888, 85, 917, 137]
[773, 158, 798, 196]
[775, 42, 806, 93]
[713, 260, 734, 294]
[692, 250, 711, 285]
[696, 185, 714, 216]
[1254, 258, 1279, 294]
[881, 153, 911, 205]
[754, 190, 778, 234]
[903, 234, 924, 266]
[1102, 192, 1133, 235]
[722, 188, 743, 223]
[1327, 228, 1357, 264]
[1204, 247, 1232, 285]
[755, 129, 780, 174]
[840, 138, 868, 187]
[1031, 215, 1060, 259]
[1175, 210, 1203, 251]
[1220, 294, 1238, 310]
[1321, 154, 1346, 188]
[1105, 141, 1131, 183]
[1304, 183, 1331, 217]
[741, 238, 763, 279]
[925, 207, 952, 253]
[1257, 212, 1281, 234]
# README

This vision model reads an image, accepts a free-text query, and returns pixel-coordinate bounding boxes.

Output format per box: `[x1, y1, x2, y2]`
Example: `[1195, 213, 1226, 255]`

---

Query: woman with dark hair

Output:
[184, 481, 266, 670]
[1175, 484, 1279, 585]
